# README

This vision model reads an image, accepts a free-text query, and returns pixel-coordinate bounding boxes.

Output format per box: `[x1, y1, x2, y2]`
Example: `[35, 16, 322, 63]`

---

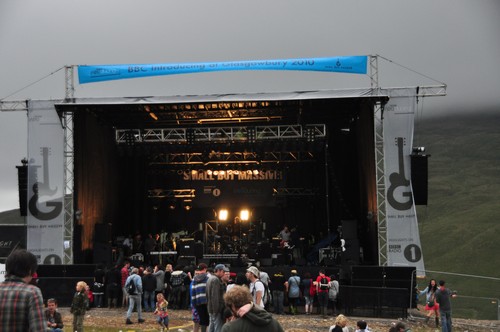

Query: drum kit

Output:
[206, 223, 256, 255]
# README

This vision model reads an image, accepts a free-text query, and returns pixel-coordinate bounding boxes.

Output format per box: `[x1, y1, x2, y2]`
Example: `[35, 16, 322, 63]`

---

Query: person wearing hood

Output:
[191, 263, 210, 332]
[221, 285, 284, 332]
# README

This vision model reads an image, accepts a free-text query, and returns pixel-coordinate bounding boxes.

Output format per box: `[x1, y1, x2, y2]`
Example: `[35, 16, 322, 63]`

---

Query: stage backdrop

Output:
[382, 88, 425, 276]
[27, 100, 65, 264]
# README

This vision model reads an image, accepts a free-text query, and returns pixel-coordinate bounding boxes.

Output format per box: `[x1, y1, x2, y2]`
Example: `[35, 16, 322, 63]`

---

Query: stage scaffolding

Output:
[1, 57, 447, 265]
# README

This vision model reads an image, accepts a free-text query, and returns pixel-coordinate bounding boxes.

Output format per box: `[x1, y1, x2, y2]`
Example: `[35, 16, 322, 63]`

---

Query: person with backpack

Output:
[246, 266, 267, 309]
[315, 269, 330, 317]
[285, 269, 301, 315]
[301, 271, 315, 315]
[125, 267, 145, 325]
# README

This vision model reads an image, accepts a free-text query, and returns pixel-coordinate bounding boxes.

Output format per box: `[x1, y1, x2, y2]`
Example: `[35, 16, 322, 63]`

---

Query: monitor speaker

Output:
[177, 256, 196, 267]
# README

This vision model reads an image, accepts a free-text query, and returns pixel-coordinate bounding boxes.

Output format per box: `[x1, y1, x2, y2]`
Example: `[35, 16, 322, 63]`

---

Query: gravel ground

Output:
[56, 306, 499, 332]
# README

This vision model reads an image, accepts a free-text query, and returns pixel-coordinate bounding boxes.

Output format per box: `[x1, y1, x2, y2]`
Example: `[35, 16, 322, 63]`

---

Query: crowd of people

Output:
[0, 249, 459, 332]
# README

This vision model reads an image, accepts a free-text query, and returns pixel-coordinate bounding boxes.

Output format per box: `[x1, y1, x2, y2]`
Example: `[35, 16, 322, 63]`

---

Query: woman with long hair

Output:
[420, 279, 440, 327]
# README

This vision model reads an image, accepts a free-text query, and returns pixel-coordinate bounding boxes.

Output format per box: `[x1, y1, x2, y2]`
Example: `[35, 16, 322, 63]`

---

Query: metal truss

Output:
[374, 101, 388, 267]
[148, 150, 317, 166]
[65, 66, 75, 102]
[416, 85, 447, 97]
[369, 55, 379, 89]
[273, 188, 317, 196]
[147, 189, 195, 199]
[116, 124, 326, 144]
[62, 111, 74, 264]
[0, 100, 28, 111]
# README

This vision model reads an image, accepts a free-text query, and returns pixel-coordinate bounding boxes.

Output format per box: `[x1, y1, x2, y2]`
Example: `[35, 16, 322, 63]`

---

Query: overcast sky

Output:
[1, 0, 499, 212]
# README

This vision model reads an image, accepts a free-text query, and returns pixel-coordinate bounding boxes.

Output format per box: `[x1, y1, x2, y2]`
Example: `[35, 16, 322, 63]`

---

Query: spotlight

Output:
[240, 209, 250, 221]
[218, 209, 228, 221]
[412, 146, 426, 154]
[183, 200, 192, 211]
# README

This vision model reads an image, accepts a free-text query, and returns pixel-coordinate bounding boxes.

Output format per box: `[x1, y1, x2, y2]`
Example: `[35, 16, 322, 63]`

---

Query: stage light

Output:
[218, 209, 228, 221]
[305, 126, 316, 142]
[240, 209, 250, 221]
[412, 146, 426, 154]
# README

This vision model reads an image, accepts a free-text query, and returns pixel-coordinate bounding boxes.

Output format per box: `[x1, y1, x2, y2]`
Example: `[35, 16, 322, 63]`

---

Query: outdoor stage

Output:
[66, 91, 385, 270]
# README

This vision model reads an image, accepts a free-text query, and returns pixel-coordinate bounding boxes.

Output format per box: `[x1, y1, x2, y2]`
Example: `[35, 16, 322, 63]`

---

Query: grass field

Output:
[414, 111, 500, 319]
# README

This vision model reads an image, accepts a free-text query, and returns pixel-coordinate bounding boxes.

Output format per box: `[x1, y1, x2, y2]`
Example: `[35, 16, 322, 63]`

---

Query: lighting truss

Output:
[147, 189, 195, 199]
[149, 150, 317, 166]
[115, 124, 326, 144]
[273, 188, 317, 196]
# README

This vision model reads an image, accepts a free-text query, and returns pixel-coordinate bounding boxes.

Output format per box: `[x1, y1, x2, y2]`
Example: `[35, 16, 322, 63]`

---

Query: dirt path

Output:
[56, 307, 498, 332]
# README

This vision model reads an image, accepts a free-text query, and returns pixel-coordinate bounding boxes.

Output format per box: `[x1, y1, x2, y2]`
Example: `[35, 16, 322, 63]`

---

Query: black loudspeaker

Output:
[341, 220, 358, 239]
[178, 240, 195, 256]
[197, 258, 211, 266]
[94, 223, 112, 243]
[294, 258, 307, 266]
[16, 165, 28, 216]
[341, 238, 359, 265]
[411, 154, 429, 205]
[194, 242, 204, 258]
[93, 243, 112, 267]
[177, 256, 196, 267]
[273, 254, 286, 266]
[257, 243, 272, 258]
[321, 258, 336, 266]
[260, 258, 273, 266]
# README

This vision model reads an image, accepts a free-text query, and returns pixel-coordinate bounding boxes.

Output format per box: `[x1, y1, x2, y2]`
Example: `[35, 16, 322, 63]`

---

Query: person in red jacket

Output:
[314, 269, 330, 317]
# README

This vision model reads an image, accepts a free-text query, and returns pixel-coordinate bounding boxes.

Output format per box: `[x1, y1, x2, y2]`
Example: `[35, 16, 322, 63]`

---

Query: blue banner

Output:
[77, 56, 367, 84]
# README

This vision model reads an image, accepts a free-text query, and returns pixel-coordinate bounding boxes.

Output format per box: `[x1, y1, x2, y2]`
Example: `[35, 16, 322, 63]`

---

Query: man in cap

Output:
[207, 264, 229, 332]
[191, 263, 210, 332]
[246, 266, 266, 309]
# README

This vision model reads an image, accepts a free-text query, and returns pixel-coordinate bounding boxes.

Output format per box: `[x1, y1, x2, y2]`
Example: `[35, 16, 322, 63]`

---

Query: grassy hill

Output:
[414, 111, 500, 319]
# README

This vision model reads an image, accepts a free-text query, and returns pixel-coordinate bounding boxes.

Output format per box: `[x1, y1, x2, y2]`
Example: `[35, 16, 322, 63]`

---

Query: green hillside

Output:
[414, 111, 500, 319]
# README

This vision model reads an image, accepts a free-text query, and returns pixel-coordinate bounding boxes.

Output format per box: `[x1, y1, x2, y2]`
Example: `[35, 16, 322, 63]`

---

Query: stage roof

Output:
[55, 88, 389, 128]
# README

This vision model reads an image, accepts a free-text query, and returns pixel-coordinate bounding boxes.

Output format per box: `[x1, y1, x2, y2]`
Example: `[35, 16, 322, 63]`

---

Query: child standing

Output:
[154, 292, 169, 331]
[71, 281, 88, 332]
